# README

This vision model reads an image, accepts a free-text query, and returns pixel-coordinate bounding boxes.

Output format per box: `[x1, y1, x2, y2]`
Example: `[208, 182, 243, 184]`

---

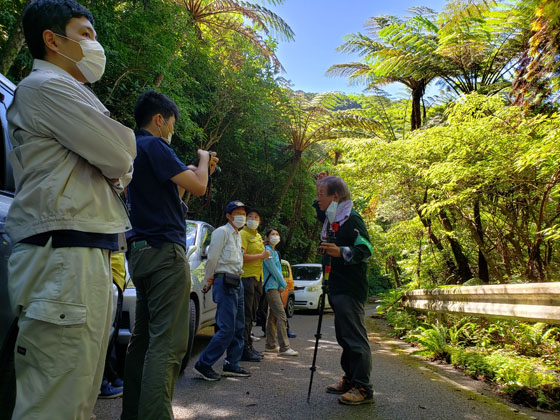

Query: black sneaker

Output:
[222, 363, 251, 377]
[250, 346, 264, 358]
[193, 361, 220, 381]
[241, 349, 261, 362]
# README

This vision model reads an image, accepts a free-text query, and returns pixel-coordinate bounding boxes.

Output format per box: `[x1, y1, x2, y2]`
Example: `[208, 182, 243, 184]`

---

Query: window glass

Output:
[186, 222, 197, 247]
[0, 81, 14, 193]
[292, 265, 322, 281]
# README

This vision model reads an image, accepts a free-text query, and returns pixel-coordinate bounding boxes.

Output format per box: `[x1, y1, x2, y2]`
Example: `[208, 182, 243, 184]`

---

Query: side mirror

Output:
[186, 245, 197, 261]
[202, 245, 210, 259]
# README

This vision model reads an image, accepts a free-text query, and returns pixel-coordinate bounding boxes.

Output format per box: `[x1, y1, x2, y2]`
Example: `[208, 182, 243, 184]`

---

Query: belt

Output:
[130, 240, 150, 250]
[215, 273, 240, 279]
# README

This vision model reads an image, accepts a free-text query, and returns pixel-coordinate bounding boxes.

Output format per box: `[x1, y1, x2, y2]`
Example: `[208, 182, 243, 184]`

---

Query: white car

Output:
[292, 263, 331, 311]
[118, 220, 217, 372]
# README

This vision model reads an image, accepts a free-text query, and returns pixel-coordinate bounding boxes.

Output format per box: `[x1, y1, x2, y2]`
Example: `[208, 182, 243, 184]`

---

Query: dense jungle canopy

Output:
[1, 0, 560, 292]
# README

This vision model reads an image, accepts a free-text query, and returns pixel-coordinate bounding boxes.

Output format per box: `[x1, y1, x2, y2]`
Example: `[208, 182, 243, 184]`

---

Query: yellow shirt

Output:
[111, 253, 127, 291]
[240, 227, 265, 280]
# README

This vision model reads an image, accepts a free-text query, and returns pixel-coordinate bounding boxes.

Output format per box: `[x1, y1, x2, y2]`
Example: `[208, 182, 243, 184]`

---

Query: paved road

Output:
[94, 305, 559, 420]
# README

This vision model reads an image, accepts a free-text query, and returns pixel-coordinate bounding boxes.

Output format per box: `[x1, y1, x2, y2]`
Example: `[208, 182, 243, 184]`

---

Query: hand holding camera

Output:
[193, 150, 221, 179]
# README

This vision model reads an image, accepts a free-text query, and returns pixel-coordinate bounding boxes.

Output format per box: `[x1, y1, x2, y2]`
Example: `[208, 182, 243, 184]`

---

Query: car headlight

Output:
[306, 285, 319, 292]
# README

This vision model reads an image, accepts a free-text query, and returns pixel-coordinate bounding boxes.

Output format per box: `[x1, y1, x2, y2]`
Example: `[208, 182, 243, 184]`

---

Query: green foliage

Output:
[449, 347, 560, 409]
[385, 310, 421, 338]
[367, 263, 391, 296]
[376, 289, 404, 314]
[409, 323, 450, 360]
[382, 307, 560, 409]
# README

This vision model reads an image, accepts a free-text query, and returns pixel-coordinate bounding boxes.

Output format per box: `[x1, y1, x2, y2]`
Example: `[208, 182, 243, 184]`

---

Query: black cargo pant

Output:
[242, 276, 262, 346]
[329, 293, 373, 394]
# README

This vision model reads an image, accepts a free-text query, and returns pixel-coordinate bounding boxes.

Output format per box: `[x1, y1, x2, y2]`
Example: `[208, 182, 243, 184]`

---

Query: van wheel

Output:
[180, 298, 197, 374]
[285, 295, 295, 318]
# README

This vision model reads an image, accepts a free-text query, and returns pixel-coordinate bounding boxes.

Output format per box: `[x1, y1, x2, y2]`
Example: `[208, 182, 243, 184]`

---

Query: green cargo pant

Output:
[121, 242, 190, 420]
[8, 240, 112, 420]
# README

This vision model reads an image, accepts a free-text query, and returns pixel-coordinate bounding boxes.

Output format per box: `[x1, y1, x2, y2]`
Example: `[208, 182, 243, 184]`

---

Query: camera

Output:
[317, 227, 337, 254]
[192, 150, 221, 179]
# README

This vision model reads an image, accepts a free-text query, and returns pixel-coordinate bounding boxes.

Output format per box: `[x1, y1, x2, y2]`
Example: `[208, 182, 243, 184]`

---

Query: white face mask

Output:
[246, 219, 259, 230]
[269, 235, 280, 245]
[232, 215, 246, 229]
[159, 119, 173, 144]
[56, 35, 106, 83]
[326, 200, 339, 223]
[165, 119, 173, 144]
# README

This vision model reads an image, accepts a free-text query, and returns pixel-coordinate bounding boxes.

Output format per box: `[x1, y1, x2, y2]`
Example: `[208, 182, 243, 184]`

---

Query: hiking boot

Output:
[98, 379, 123, 399]
[264, 346, 280, 353]
[193, 361, 220, 381]
[338, 386, 374, 405]
[241, 348, 261, 362]
[326, 376, 352, 394]
[222, 362, 251, 377]
[278, 348, 299, 357]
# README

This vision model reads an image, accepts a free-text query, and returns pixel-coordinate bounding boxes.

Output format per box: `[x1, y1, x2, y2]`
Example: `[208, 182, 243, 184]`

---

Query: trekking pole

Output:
[307, 223, 337, 403]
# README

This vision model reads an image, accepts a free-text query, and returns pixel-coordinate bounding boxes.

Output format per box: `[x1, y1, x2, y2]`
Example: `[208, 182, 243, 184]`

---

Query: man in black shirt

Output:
[314, 175, 374, 405]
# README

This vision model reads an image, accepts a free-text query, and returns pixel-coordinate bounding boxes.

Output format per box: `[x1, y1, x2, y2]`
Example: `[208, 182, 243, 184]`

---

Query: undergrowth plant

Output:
[377, 289, 560, 410]
[409, 323, 449, 360]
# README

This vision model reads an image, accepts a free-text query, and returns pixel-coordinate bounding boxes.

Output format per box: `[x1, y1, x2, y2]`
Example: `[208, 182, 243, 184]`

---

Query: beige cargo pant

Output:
[8, 239, 112, 420]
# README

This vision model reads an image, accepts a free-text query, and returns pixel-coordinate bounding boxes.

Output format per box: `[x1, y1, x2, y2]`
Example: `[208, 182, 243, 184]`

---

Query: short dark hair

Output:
[22, 0, 94, 59]
[134, 90, 179, 129]
[265, 228, 279, 238]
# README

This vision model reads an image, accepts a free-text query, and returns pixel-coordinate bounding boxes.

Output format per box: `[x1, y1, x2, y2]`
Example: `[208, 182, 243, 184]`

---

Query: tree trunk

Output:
[385, 256, 401, 288]
[410, 85, 423, 131]
[415, 206, 459, 279]
[0, 1, 31, 75]
[473, 200, 489, 283]
[283, 177, 304, 251]
[272, 151, 302, 219]
[416, 231, 423, 282]
[438, 209, 473, 283]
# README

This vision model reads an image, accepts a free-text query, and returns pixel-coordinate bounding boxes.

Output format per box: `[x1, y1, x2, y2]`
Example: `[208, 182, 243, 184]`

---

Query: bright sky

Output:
[269, 0, 447, 96]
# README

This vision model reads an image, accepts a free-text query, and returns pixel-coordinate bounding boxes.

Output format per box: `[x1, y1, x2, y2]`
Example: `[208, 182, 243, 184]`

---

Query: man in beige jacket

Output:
[6, 1, 136, 419]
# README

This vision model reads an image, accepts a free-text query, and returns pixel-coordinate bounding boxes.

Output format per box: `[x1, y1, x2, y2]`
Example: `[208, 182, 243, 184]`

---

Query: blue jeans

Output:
[198, 277, 245, 368]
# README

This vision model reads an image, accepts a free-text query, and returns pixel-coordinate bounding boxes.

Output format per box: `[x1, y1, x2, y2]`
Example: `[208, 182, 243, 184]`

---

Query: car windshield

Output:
[292, 266, 321, 281]
[186, 222, 197, 247]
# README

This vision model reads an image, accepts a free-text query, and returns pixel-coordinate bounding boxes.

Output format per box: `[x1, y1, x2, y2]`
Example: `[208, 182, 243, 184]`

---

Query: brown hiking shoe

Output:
[325, 377, 352, 394]
[338, 386, 374, 405]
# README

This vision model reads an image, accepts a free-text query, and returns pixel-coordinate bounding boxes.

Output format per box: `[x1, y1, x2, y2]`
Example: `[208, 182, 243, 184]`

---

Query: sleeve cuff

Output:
[341, 246, 353, 263]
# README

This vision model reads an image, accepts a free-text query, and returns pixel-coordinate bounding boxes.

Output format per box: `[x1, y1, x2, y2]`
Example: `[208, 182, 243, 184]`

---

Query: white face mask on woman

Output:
[232, 215, 246, 229]
[269, 235, 280, 246]
[56, 34, 106, 83]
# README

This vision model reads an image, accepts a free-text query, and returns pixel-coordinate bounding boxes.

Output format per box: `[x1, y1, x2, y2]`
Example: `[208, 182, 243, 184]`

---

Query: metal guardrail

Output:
[402, 282, 560, 324]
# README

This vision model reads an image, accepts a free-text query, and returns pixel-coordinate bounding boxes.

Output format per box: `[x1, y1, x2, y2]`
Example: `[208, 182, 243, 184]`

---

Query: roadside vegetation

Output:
[376, 291, 560, 410]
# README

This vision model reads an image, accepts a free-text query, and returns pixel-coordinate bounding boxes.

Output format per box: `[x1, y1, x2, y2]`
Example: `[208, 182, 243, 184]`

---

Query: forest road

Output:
[94, 303, 559, 420]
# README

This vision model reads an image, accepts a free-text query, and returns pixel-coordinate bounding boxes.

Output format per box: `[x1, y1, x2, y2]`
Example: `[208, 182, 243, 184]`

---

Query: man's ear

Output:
[43, 30, 60, 54]
[154, 113, 165, 128]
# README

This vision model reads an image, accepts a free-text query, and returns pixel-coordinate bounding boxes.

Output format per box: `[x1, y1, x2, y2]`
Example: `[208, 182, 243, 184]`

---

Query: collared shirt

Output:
[204, 223, 243, 281]
[6, 59, 136, 244]
[240, 226, 265, 280]
[127, 129, 189, 249]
